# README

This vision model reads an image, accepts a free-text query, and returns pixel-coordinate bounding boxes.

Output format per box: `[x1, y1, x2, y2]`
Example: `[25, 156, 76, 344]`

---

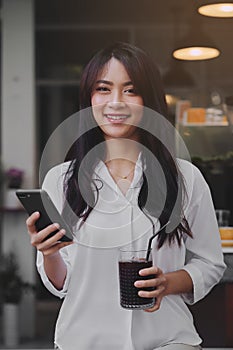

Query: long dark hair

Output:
[62, 42, 192, 248]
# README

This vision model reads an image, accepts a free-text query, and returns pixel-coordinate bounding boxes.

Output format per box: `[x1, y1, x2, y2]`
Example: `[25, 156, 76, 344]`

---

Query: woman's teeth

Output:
[105, 115, 129, 120]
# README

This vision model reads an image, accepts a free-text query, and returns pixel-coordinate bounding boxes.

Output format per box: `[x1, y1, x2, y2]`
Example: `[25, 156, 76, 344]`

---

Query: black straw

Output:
[145, 221, 170, 261]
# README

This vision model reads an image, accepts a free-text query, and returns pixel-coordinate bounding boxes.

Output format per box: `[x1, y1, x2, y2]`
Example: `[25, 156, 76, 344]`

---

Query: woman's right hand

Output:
[26, 211, 72, 257]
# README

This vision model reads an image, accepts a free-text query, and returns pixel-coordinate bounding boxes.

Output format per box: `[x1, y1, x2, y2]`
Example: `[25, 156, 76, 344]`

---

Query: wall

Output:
[1, 0, 36, 340]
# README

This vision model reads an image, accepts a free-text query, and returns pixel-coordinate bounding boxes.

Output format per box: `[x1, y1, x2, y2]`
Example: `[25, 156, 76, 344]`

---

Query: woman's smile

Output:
[104, 113, 131, 123]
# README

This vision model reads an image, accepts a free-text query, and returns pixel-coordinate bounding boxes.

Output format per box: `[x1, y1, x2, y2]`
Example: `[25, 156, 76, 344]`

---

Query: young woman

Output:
[26, 42, 225, 350]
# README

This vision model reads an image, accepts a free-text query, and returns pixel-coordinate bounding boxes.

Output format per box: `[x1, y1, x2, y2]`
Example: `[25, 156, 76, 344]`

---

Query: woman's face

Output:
[91, 58, 144, 141]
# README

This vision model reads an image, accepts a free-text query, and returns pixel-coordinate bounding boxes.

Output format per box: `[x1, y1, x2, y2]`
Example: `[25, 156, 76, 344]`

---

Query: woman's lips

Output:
[104, 114, 130, 123]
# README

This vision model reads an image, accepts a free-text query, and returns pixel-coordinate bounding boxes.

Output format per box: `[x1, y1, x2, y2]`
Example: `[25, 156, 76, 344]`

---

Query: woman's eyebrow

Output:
[95, 80, 133, 87]
[96, 80, 113, 85]
[123, 81, 133, 87]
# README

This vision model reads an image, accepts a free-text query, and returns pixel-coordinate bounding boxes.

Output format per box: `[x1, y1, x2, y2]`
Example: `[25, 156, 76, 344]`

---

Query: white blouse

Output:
[37, 157, 226, 350]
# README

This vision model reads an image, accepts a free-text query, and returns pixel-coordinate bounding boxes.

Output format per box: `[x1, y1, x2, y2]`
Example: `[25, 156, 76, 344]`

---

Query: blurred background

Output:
[0, 0, 232, 348]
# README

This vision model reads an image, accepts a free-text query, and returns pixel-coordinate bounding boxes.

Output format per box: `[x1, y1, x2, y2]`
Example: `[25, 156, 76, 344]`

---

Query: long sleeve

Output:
[36, 247, 72, 298]
[181, 163, 226, 304]
[36, 162, 72, 298]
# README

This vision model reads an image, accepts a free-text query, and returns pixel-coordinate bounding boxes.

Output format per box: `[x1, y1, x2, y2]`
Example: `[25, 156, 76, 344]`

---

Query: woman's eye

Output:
[124, 88, 136, 94]
[96, 86, 110, 92]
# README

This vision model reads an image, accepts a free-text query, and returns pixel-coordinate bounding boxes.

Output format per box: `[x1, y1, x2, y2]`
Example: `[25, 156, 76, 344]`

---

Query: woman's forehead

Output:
[95, 58, 130, 81]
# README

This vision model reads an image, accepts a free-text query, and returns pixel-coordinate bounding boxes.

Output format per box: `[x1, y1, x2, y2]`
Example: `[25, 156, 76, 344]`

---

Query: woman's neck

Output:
[104, 138, 140, 164]
[104, 138, 140, 195]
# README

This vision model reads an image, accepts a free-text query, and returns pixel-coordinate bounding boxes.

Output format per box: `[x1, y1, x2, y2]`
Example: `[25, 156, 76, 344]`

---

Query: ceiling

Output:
[35, 0, 227, 25]
[35, 0, 233, 106]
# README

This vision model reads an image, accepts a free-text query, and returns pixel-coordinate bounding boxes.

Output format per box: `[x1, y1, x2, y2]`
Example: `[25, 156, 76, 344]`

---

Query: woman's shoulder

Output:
[44, 161, 72, 180]
[41, 161, 72, 211]
[42, 161, 72, 190]
[176, 158, 210, 199]
[177, 158, 205, 182]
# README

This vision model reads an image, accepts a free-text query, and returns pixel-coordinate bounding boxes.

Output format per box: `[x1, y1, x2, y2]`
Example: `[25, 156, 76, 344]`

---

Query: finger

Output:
[26, 212, 40, 234]
[31, 223, 61, 246]
[134, 275, 166, 289]
[37, 229, 66, 250]
[32, 227, 64, 248]
[42, 241, 73, 256]
[138, 284, 165, 299]
[143, 302, 160, 313]
[143, 295, 163, 313]
[139, 266, 163, 276]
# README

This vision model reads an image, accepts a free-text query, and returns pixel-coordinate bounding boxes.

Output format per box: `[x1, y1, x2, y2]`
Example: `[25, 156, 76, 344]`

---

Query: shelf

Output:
[179, 121, 228, 127]
[222, 247, 233, 254]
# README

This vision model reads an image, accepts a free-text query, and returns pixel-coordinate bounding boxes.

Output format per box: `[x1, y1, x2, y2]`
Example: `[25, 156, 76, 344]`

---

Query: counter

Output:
[189, 250, 233, 347]
[221, 252, 233, 283]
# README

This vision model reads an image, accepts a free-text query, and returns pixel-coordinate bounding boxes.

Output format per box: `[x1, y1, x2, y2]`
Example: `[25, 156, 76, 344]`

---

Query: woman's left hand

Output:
[134, 266, 167, 312]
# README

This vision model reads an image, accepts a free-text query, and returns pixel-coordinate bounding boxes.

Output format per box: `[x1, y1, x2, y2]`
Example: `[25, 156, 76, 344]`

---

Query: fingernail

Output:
[134, 281, 143, 287]
[54, 223, 60, 229]
[138, 291, 144, 297]
[60, 229, 66, 235]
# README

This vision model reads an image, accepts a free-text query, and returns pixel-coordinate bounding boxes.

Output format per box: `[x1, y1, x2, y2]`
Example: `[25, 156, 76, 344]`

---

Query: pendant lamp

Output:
[198, 3, 233, 18]
[172, 20, 220, 61]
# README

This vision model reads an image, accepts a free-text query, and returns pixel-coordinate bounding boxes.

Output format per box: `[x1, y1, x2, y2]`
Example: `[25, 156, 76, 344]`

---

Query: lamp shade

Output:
[173, 47, 220, 61]
[172, 23, 220, 61]
[198, 3, 233, 18]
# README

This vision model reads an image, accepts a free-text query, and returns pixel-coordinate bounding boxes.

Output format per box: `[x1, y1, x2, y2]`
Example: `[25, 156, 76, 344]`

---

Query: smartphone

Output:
[16, 189, 73, 242]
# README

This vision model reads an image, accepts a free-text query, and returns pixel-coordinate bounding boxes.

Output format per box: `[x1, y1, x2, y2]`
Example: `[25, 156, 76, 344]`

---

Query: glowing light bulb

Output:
[189, 48, 202, 57]
[220, 4, 233, 12]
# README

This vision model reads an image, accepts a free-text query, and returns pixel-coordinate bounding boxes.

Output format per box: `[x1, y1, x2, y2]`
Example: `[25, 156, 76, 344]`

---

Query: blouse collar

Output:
[93, 152, 144, 193]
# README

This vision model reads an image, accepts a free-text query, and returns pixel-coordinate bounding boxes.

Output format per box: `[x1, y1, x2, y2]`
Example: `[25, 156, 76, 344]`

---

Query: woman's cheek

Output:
[91, 93, 107, 106]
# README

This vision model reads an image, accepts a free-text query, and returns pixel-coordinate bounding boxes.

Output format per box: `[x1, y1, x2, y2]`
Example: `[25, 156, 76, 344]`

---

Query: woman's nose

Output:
[107, 90, 126, 109]
[108, 100, 126, 109]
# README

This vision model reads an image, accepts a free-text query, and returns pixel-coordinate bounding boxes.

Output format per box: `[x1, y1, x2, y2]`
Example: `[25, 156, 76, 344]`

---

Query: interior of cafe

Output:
[0, 0, 233, 348]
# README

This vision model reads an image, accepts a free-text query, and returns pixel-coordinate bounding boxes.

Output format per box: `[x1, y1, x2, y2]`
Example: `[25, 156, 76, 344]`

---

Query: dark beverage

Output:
[119, 259, 156, 309]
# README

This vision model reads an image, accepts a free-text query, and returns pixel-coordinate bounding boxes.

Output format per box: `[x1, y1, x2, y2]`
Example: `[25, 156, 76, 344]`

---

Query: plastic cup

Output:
[118, 249, 156, 310]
